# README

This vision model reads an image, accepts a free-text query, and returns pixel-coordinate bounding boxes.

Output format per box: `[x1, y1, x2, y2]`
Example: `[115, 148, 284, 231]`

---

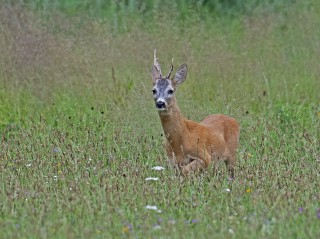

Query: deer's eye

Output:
[152, 89, 157, 94]
[168, 89, 174, 95]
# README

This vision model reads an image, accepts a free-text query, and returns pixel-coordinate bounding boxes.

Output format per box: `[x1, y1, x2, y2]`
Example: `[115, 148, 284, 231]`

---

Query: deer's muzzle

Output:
[156, 101, 166, 110]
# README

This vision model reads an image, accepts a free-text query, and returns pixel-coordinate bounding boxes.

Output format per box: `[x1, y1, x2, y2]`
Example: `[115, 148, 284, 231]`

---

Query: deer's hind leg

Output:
[210, 150, 235, 178]
[224, 154, 236, 179]
[224, 135, 239, 179]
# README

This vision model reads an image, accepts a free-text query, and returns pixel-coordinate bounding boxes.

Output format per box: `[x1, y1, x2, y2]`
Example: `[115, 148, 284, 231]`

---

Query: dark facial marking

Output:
[156, 78, 170, 91]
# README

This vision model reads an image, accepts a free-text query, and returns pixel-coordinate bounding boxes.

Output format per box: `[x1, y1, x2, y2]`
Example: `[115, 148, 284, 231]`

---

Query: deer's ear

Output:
[152, 65, 161, 85]
[172, 64, 187, 85]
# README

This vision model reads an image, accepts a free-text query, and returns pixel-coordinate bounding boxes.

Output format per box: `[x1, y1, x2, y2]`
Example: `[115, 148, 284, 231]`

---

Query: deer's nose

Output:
[156, 101, 166, 109]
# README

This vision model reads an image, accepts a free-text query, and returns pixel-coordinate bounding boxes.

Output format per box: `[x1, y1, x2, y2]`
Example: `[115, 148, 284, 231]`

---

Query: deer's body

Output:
[151, 50, 240, 176]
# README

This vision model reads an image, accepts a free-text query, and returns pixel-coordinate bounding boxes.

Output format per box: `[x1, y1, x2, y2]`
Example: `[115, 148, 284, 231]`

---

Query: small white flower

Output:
[152, 166, 165, 171]
[145, 177, 159, 181]
[26, 164, 32, 167]
[153, 225, 161, 230]
[225, 188, 231, 192]
[146, 205, 161, 213]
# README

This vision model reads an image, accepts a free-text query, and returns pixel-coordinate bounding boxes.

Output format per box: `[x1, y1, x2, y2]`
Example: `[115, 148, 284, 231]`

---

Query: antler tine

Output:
[154, 49, 162, 77]
[165, 57, 174, 79]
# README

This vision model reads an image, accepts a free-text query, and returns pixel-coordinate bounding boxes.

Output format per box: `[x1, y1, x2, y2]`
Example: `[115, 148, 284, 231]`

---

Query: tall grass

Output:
[6, 0, 299, 32]
[0, 1, 319, 238]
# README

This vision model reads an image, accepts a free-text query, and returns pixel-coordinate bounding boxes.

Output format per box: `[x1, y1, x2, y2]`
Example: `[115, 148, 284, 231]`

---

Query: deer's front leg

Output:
[181, 155, 207, 175]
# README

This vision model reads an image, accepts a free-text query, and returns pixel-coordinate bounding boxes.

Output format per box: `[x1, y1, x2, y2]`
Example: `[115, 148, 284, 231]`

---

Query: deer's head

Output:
[151, 49, 187, 112]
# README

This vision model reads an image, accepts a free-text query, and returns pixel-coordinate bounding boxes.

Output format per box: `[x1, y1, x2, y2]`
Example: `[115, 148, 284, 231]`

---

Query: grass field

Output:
[0, 1, 319, 238]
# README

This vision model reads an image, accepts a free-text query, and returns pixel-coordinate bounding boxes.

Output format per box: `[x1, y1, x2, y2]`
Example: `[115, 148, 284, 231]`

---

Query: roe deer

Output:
[151, 49, 240, 177]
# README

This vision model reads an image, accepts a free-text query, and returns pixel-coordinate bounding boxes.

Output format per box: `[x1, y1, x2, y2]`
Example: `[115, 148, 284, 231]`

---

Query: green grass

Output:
[0, 1, 320, 238]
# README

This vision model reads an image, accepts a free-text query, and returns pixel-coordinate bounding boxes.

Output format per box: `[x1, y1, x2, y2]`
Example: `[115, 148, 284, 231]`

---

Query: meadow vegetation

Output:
[0, 0, 319, 238]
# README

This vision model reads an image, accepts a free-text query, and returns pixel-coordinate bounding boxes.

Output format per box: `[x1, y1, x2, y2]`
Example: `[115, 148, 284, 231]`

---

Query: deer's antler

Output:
[154, 49, 162, 77]
[165, 57, 174, 79]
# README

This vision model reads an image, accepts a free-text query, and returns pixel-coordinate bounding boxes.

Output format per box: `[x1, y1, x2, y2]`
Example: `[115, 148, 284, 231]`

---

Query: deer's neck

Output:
[158, 98, 188, 147]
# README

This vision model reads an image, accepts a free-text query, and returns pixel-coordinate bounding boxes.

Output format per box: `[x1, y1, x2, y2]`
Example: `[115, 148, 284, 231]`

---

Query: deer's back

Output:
[200, 114, 240, 149]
